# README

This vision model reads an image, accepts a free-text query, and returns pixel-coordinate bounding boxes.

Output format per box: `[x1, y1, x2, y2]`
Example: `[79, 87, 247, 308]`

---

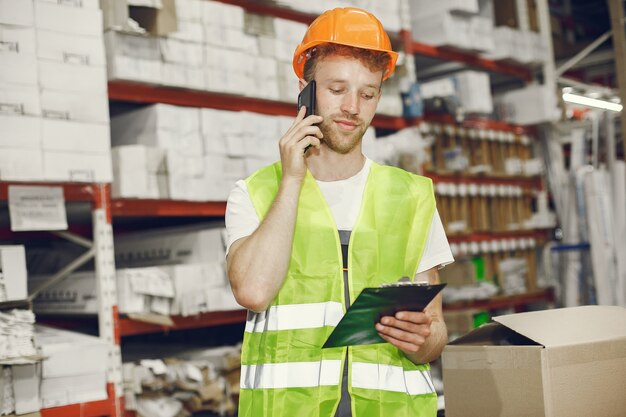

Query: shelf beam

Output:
[119, 310, 247, 336]
[402, 31, 534, 82]
[111, 199, 227, 217]
[444, 288, 554, 312]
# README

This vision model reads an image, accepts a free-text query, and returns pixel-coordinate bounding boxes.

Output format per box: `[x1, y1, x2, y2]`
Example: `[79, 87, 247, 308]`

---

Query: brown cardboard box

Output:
[443, 310, 479, 335]
[442, 306, 626, 417]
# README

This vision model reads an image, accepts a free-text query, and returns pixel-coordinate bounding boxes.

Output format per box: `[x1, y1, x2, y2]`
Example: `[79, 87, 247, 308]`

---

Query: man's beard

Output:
[318, 116, 367, 155]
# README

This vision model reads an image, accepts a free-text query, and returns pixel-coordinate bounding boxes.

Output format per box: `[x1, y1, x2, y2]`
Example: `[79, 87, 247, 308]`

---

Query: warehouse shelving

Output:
[111, 198, 226, 217]
[118, 309, 247, 336]
[443, 287, 555, 312]
[446, 229, 550, 244]
[0, 181, 123, 417]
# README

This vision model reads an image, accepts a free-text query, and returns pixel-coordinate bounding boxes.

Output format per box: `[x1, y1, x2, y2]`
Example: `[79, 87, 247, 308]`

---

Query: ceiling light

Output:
[562, 93, 623, 112]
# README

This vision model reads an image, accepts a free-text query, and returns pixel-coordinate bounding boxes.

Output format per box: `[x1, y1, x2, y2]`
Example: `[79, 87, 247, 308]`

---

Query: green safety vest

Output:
[239, 161, 437, 417]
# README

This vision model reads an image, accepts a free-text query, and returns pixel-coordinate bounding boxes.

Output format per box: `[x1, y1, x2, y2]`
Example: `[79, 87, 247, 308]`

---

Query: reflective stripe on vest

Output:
[241, 361, 435, 395]
[351, 362, 435, 395]
[241, 360, 342, 389]
[245, 302, 344, 333]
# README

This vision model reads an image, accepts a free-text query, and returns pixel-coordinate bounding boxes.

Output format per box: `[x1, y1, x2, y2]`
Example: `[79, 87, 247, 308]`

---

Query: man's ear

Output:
[298, 78, 307, 91]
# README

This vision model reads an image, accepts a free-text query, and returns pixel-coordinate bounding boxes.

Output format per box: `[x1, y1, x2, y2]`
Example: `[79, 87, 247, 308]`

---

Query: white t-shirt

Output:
[225, 158, 454, 274]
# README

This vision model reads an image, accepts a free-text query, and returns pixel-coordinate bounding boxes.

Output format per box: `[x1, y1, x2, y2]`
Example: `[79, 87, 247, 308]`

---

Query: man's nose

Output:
[340, 92, 359, 116]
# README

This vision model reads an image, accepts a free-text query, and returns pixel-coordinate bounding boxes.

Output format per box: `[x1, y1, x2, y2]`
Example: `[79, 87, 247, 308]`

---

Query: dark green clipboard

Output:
[322, 283, 446, 348]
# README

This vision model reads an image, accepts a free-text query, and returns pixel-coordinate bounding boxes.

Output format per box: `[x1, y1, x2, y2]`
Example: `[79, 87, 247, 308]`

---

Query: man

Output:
[226, 7, 453, 417]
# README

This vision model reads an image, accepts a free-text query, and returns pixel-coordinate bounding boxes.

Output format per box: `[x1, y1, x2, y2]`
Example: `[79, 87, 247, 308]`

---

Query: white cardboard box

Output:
[0, 54, 38, 86]
[41, 119, 110, 152]
[0, 25, 36, 56]
[34, 1, 103, 36]
[0, 0, 34, 26]
[34, 325, 108, 377]
[0, 245, 27, 302]
[443, 306, 626, 417]
[40, 372, 107, 408]
[0, 114, 41, 148]
[0, 83, 41, 116]
[38, 60, 107, 94]
[12, 364, 40, 415]
[36, 29, 106, 67]
[40, 89, 109, 124]
[43, 150, 113, 182]
[0, 147, 44, 180]
[104, 30, 160, 61]
[114, 223, 226, 268]
[107, 55, 163, 84]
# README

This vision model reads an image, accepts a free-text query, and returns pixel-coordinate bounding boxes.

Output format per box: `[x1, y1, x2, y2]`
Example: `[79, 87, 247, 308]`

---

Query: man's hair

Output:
[302, 43, 391, 82]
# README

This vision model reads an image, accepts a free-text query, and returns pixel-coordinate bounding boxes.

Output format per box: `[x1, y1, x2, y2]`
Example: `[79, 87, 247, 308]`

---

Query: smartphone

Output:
[297, 80, 316, 117]
[297, 80, 317, 153]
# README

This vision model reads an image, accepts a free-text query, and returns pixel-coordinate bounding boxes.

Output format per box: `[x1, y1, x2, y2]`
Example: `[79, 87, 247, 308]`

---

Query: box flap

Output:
[448, 322, 538, 346]
[494, 305, 626, 347]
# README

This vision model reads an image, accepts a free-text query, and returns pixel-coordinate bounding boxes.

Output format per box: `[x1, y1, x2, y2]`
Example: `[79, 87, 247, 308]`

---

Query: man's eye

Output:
[330, 89, 343, 94]
[363, 94, 374, 100]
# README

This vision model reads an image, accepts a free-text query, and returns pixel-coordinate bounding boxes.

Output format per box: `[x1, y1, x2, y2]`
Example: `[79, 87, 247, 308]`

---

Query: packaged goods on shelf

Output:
[498, 257, 528, 295]
[443, 306, 626, 417]
[34, 325, 108, 408]
[111, 104, 203, 156]
[0, 246, 27, 303]
[483, 27, 549, 64]
[114, 223, 226, 268]
[123, 345, 241, 416]
[409, 0, 479, 19]
[411, 12, 494, 53]
[0, 309, 36, 361]
[112, 145, 167, 199]
[420, 70, 493, 114]
[105, 31, 163, 84]
[496, 84, 560, 125]
[0, 148, 44, 181]
[0, 0, 34, 26]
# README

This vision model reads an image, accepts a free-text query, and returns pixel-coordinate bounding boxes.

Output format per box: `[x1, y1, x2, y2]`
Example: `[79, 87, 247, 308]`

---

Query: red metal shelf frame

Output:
[119, 309, 247, 336]
[446, 229, 551, 244]
[111, 199, 226, 217]
[400, 30, 534, 82]
[443, 288, 555, 312]
[427, 171, 543, 188]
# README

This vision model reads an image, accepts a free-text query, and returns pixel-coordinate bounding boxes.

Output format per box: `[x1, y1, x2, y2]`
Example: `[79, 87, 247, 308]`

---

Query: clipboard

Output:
[322, 283, 446, 348]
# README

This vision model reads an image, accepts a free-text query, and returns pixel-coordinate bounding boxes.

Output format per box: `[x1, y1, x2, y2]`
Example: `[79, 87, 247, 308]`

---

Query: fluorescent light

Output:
[563, 93, 623, 112]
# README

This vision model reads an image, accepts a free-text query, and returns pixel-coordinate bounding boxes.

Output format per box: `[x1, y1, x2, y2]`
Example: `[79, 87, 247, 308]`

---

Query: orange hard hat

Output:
[293, 7, 398, 81]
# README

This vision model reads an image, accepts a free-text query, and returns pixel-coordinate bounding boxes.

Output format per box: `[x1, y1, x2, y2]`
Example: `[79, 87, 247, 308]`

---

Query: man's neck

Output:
[306, 146, 366, 181]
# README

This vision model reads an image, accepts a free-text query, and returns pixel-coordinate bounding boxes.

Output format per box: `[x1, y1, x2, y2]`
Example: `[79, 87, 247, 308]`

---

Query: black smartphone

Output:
[297, 80, 316, 117]
[297, 80, 317, 153]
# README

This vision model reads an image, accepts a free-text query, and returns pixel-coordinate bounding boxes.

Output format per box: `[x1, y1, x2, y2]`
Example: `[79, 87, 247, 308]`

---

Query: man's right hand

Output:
[278, 106, 323, 181]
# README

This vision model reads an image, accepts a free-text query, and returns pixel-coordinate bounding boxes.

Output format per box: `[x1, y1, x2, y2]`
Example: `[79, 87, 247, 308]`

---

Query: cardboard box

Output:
[40, 372, 107, 408]
[34, 1, 103, 36]
[43, 150, 113, 182]
[38, 60, 107, 94]
[114, 223, 226, 268]
[128, 0, 178, 36]
[0, 148, 44, 180]
[41, 118, 110, 152]
[104, 30, 160, 61]
[0, 0, 34, 26]
[36, 30, 106, 67]
[106, 55, 163, 84]
[439, 259, 476, 287]
[0, 25, 36, 56]
[0, 115, 41, 148]
[0, 55, 38, 86]
[40, 90, 109, 124]
[0, 84, 41, 116]
[0, 246, 27, 302]
[34, 325, 108, 378]
[442, 306, 626, 417]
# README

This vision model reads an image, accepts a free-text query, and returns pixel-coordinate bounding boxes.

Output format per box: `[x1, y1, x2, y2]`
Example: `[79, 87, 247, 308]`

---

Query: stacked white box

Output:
[0, 246, 27, 303]
[111, 104, 203, 155]
[105, 31, 162, 84]
[34, 325, 108, 408]
[112, 145, 167, 199]
[421, 70, 493, 114]
[496, 84, 560, 125]
[0, 4, 44, 180]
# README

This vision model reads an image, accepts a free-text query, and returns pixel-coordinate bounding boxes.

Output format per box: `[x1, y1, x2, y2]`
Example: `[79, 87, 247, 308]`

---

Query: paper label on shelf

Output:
[8, 186, 67, 231]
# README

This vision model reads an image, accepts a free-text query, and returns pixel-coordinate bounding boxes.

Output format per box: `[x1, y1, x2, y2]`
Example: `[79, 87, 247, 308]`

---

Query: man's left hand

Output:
[375, 311, 432, 354]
